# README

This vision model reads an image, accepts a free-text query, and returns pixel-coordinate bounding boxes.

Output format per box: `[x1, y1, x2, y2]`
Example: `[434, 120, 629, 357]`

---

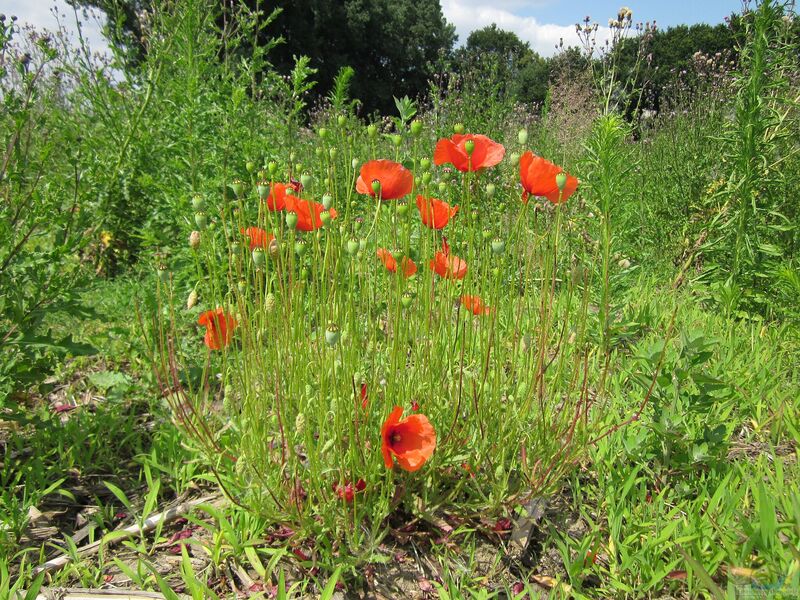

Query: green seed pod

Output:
[401, 291, 414, 309]
[481, 229, 492, 241]
[517, 128, 528, 145]
[329, 147, 337, 160]
[257, 181, 269, 199]
[420, 158, 431, 171]
[191, 194, 205, 211]
[352, 158, 359, 170]
[294, 240, 306, 256]
[510, 153, 520, 166]
[231, 241, 240, 255]
[358, 238, 367, 252]
[422, 172, 432, 185]
[397, 202, 409, 217]
[320, 211, 332, 226]
[268, 161, 277, 175]
[485, 183, 496, 198]
[246, 161, 256, 173]
[371, 180, 381, 195]
[555, 172, 568, 191]
[337, 115, 346, 126]
[367, 124, 377, 138]
[252, 248, 266, 267]
[257, 169, 267, 180]
[322, 193, 333, 210]
[231, 179, 244, 197]
[410, 119, 423, 136]
[391, 134, 402, 147]
[286, 212, 298, 229]
[265, 292, 276, 313]
[315, 147, 324, 158]
[237, 279, 247, 294]
[325, 324, 340, 347]
[453, 123, 465, 134]
[319, 127, 329, 139]
[438, 182, 447, 194]
[157, 264, 169, 282]
[464, 140, 475, 155]
[491, 238, 505, 255]
[300, 173, 313, 189]
[345, 238, 359, 255]
[194, 212, 208, 230]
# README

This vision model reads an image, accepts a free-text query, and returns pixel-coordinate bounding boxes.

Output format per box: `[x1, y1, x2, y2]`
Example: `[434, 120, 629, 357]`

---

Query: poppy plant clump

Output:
[356, 159, 414, 200]
[381, 406, 437, 472]
[434, 133, 505, 172]
[377, 248, 417, 277]
[416, 195, 459, 230]
[519, 151, 579, 204]
[198, 308, 237, 350]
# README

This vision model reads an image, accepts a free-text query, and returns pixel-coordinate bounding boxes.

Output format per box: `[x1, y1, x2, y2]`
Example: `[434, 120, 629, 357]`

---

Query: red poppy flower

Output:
[332, 479, 366, 502]
[360, 383, 369, 410]
[265, 183, 294, 211]
[519, 151, 579, 204]
[285, 196, 337, 232]
[381, 406, 437, 472]
[429, 238, 467, 280]
[377, 248, 417, 277]
[434, 134, 505, 172]
[240, 226, 275, 251]
[198, 308, 237, 350]
[356, 160, 413, 200]
[416, 195, 459, 230]
[460, 295, 491, 315]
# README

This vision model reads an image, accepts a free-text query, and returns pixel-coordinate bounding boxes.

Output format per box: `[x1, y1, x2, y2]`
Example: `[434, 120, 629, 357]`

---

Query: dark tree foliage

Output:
[454, 24, 550, 106]
[72, 0, 457, 115]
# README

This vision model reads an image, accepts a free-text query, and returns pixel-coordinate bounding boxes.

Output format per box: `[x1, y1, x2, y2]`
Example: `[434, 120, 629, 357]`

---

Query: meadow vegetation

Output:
[1, 1, 799, 598]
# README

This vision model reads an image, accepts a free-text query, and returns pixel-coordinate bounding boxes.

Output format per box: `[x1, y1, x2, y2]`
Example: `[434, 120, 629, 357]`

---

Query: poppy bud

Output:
[246, 161, 256, 173]
[464, 140, 475, 156]
[438, 182, 447, 194]
[371, 179, 381, 195]
[454, 123, 465, 134]
[391, 134, 402, 147]
[265, 292, 276, 313]
[518, 129, 528, 145]
[231, 179, 244, 197]
[300, 173, 313, 189]
[510, 153, 520, 166]
[618, 258, 631, 269]
[482, 229, 492, 241]
[257, 181, 269, 199]
[352, 158, 359, 170]
[397, 202, 408, 218]
[191, 194, 205, 211]
[319, 127, 329, 139]
[157, 264, 169, 282]
[422, 172, 432, 185]
[401, 291, 414, 308]
[186, 289, 198, 309]
[485, 183, 496, 198]
[491, 238, 505, 255]
[268, 238, 280, 260]
[337, 115, 346, 126]
[345, 238, 359, 255]
[252, 248, 266, 267]
[555, 172, 568, 191]
[320, 211, 332, 226]
[268, 161, 277, 175]
[367, 124, 378, 138]
[286, 212, 298, 229]
[322, 193, 333, 210]
[410, 120, 423, 136]
[325, 324, 340, 347]
[329, 147, 337, 159]
[420, 158, 431, 171]
[189, 230, 201, 249]
[194, 212, 208, 230]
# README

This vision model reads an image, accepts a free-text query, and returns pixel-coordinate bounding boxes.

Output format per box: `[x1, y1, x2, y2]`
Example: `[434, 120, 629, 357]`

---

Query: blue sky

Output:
[8, 0, 745, 58]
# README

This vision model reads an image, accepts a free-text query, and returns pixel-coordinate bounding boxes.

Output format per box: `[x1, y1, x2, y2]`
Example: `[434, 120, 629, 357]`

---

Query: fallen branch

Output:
[32, 495, 220, 578]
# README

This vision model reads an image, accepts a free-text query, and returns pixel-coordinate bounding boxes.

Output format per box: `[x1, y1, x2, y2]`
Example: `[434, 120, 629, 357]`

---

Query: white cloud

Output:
[442, 0, 613, 57]
[4, 0, 109, 55]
